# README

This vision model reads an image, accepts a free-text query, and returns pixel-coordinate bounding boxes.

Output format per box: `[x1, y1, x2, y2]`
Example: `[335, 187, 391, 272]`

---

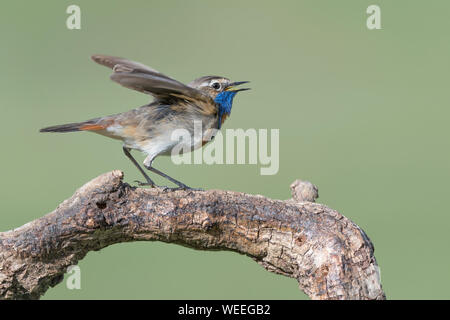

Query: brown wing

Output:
[91, 54, 162, 74]
[91, 54, 216, 115]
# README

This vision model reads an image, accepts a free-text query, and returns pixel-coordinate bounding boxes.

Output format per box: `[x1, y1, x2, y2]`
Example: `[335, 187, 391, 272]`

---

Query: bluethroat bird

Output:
[40, 55, 250, 189]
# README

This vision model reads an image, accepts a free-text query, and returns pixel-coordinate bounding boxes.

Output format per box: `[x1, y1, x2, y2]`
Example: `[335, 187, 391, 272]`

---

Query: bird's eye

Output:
[211, 82, 221, 90]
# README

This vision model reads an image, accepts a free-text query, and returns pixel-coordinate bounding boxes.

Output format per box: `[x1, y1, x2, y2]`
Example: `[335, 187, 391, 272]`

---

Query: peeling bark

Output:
[0, 171, 385, 300]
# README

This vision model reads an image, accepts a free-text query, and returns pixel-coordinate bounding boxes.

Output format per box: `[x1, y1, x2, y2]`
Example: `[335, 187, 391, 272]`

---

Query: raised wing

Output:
[91, 55, 215, 115]
[91, 54, 161, 74]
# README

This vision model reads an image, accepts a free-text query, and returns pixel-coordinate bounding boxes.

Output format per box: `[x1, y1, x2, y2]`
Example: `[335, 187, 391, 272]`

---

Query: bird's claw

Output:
[133, 180, 203, 191]
[156, 185, 203, 192]
[174, 185, 203, 191]
[134, 180, 155, 188]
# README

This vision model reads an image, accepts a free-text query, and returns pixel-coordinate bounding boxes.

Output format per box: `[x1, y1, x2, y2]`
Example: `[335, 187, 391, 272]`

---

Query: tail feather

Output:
[40, 119, 102, 133]
[40, 122, 84, 133]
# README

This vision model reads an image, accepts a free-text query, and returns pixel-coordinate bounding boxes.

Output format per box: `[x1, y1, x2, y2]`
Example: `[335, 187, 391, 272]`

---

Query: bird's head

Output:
[189, 76, 250, 128]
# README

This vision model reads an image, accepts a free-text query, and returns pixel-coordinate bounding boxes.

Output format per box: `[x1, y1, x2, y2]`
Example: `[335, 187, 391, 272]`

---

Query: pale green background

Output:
[0, 0, 449, 299]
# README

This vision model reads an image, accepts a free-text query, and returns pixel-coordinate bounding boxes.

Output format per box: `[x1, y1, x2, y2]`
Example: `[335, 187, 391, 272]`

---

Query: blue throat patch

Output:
[214, 91, 238, 129]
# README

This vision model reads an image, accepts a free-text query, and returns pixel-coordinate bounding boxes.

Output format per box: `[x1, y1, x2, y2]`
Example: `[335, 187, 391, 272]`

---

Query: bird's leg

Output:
[122, 147, 155, 187]
[145, 165, 191, 189]
[141, 155, 202, 191]
[142, 163, 201, 190]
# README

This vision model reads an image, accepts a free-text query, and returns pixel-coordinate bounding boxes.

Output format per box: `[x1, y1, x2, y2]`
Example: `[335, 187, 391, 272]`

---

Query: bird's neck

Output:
[214, 91, 237, 129]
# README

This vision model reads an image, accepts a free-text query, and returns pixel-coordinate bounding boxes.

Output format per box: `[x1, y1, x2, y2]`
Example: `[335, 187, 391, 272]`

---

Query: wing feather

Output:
[91, 54, 160, 74]
[91, 54, 216, 115]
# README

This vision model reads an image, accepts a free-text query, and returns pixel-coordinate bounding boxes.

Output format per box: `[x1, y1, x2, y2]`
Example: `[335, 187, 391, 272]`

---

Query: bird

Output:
[40, 54, 250, 189]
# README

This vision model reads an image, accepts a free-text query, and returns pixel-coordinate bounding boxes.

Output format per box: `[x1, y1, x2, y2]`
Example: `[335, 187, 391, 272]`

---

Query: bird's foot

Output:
[133, 180, 203, 191]
[134, 180, 155, 188]
[174, 184, 203, 191]
[156, 185, 203, 192]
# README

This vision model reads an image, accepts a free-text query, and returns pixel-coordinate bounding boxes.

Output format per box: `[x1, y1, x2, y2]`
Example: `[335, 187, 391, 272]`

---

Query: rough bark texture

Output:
[0, 171, 385, 300]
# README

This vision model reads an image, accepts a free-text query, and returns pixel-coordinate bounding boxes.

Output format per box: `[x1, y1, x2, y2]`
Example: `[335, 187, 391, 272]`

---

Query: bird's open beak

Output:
[225, 81, 251, 92]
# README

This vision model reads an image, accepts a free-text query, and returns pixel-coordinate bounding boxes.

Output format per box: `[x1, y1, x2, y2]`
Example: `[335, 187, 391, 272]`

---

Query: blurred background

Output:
[0, 0, 449, 299]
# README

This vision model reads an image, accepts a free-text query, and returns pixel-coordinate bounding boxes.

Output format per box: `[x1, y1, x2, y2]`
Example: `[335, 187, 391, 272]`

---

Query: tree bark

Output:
[0, 171, 385, 300]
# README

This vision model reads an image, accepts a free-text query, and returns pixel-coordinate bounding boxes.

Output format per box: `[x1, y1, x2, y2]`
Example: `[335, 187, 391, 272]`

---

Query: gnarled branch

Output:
[0, 171, 385, 300]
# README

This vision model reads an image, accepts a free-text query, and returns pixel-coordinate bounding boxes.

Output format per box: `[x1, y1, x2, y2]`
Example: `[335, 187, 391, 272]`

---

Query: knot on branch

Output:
[290, 179, 319, 202]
